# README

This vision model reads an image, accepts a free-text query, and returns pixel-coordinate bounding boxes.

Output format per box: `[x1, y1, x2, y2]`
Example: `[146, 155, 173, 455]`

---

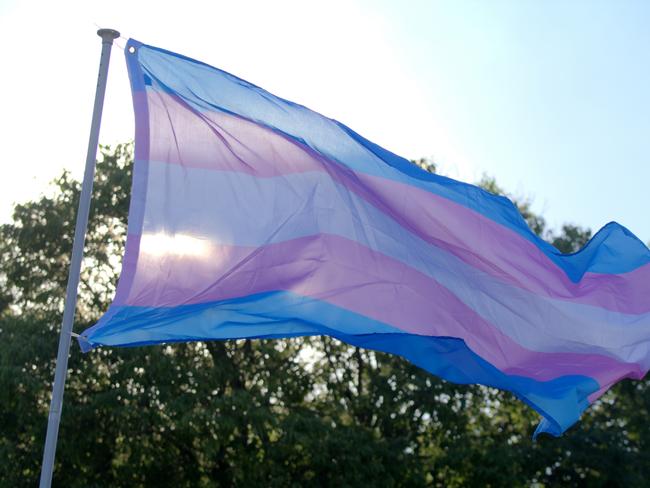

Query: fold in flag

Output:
[80, 39, 650, 437]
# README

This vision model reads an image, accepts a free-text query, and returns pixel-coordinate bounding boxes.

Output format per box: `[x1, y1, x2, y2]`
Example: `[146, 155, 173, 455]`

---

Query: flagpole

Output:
[39, 28, 120, 488]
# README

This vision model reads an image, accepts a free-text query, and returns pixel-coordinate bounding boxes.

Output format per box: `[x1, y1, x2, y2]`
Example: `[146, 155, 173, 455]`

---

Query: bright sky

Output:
[1, 0, 648, 243]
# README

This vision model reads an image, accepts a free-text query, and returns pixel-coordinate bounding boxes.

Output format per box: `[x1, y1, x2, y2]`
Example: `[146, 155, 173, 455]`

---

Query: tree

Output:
[1, 144, 648, 486]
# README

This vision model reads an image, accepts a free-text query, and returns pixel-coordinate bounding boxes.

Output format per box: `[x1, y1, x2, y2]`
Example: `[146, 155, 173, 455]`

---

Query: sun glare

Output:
[139, 232, 210, 257]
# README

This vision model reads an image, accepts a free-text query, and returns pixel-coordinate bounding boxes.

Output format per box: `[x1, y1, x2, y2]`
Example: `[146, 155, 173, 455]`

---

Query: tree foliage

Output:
[1, 145, 648, 486]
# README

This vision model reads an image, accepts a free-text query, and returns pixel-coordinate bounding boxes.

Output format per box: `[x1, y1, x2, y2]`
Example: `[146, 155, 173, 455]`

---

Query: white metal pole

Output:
[39, 28, 120, 488]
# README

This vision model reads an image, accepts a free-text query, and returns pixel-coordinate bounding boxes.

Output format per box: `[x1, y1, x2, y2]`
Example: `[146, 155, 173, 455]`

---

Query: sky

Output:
[1, 0, 648, 244]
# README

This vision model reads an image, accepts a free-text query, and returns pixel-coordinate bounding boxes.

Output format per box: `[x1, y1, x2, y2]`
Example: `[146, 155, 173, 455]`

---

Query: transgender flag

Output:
[80, 39, 650, 437]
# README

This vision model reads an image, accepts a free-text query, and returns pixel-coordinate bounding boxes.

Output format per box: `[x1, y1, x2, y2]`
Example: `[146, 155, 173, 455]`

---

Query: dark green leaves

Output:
[0, 146, 647, 487]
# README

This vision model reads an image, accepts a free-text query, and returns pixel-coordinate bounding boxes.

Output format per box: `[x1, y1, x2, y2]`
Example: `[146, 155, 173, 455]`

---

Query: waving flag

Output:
[80, 39, 650, 437]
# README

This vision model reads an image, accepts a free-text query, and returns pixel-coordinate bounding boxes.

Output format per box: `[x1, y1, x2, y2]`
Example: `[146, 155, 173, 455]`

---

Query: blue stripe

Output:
[80, 289, 598, 436]
[126, 39, 650, 279]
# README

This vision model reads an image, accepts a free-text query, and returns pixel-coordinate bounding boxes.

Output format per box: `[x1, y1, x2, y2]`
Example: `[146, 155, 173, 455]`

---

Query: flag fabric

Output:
[80, 39, 650, 437]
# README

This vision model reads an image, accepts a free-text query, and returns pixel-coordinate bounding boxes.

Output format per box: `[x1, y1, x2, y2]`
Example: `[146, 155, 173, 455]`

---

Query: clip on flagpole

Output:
[39, 28, 120, 488]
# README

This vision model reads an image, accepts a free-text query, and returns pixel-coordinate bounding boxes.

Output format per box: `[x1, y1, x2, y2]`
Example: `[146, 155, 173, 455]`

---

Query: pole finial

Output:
[97, 28, 120, 43]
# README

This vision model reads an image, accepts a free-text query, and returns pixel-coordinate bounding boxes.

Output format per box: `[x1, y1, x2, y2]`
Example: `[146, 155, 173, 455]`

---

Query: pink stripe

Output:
[352, 172, 650, 316]
[132, 90, 150, 162]
[139, 89, 649, 314]
[144, 89, 321, 175]
[124, 232, 643, 385]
